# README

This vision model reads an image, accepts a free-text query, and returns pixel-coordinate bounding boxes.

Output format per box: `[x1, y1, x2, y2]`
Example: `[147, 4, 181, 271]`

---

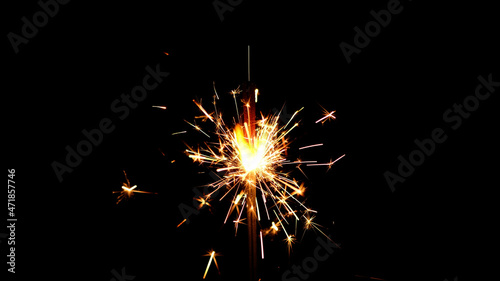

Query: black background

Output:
[4, 1, 498, 280]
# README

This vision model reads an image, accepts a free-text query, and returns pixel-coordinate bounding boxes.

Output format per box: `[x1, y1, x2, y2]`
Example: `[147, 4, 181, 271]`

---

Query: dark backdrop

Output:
[4, 1, 498, 281]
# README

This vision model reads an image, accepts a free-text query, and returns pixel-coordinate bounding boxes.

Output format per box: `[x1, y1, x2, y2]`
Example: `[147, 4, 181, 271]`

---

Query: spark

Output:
[284, 234, 296, 256]
[113, 170, 156, 204]
[177, 219, 187, 228]
[281, 107, 304, 132]
[152, 105, 167, 110]
[171, 131, 187, 135]
[282, 160, 318, 165]
[302, 213, 338, 245]
[306, 154, 345, 170]
[193, 99, 215, 122]
[271, 221, 279, 232]
[185, 120, 210, 138]
[298, 143, 323, 150]
[316, 105, 336, 124]
[213, 81, 220, 100]
[260, 230, 265, 259]
[202, 250, 221, 279]
[203, 251, 214, 279]
[230, 86, 241, 123]
[196, 195, 212, 210]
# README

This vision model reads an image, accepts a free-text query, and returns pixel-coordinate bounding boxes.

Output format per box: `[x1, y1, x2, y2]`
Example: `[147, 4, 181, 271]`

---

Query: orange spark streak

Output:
[203, 251, 215, 279]
[260, 230, 264, 259]
[152, 105, 167, 110]
[177, 219, 187, 228]
[171, 131, 186, 135]
[193, 99, 214, 122]
[299, 143, 323, 150]
[306, 154, 346, 167]
[316, 106, 336, 124]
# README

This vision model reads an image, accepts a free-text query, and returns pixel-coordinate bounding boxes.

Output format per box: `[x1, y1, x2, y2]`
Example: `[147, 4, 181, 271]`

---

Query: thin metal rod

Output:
[243, 82, 257, 281]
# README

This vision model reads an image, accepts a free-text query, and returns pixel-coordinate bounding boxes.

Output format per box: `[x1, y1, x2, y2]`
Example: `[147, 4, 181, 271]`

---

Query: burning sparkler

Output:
[181, 46, 344, 280]
[107, 48, 344, 281]
[185, 94, 343, 225]
[183, 83, 344, 278]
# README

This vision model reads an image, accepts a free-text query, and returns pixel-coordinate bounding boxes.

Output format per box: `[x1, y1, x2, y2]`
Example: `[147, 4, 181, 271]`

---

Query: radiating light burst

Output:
[184, 87, 344, 254]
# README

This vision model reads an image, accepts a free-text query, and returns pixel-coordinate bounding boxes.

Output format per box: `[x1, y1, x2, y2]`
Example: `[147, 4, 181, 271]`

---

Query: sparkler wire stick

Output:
[242, 44, 259, 281]
[243, 81, 258, 281]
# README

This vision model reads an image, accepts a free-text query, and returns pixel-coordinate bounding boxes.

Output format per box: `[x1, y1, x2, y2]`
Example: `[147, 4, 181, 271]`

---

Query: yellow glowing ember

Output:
[234, 124, 266, 173]
[271, 221, 279, 231]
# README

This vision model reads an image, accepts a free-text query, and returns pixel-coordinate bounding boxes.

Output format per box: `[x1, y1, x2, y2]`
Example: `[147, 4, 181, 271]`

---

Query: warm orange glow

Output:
[234, 124, 266, 173]
[177, 219, 187, 228]
[184, 88, 344, 262]
[271, 221, 279, 231]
